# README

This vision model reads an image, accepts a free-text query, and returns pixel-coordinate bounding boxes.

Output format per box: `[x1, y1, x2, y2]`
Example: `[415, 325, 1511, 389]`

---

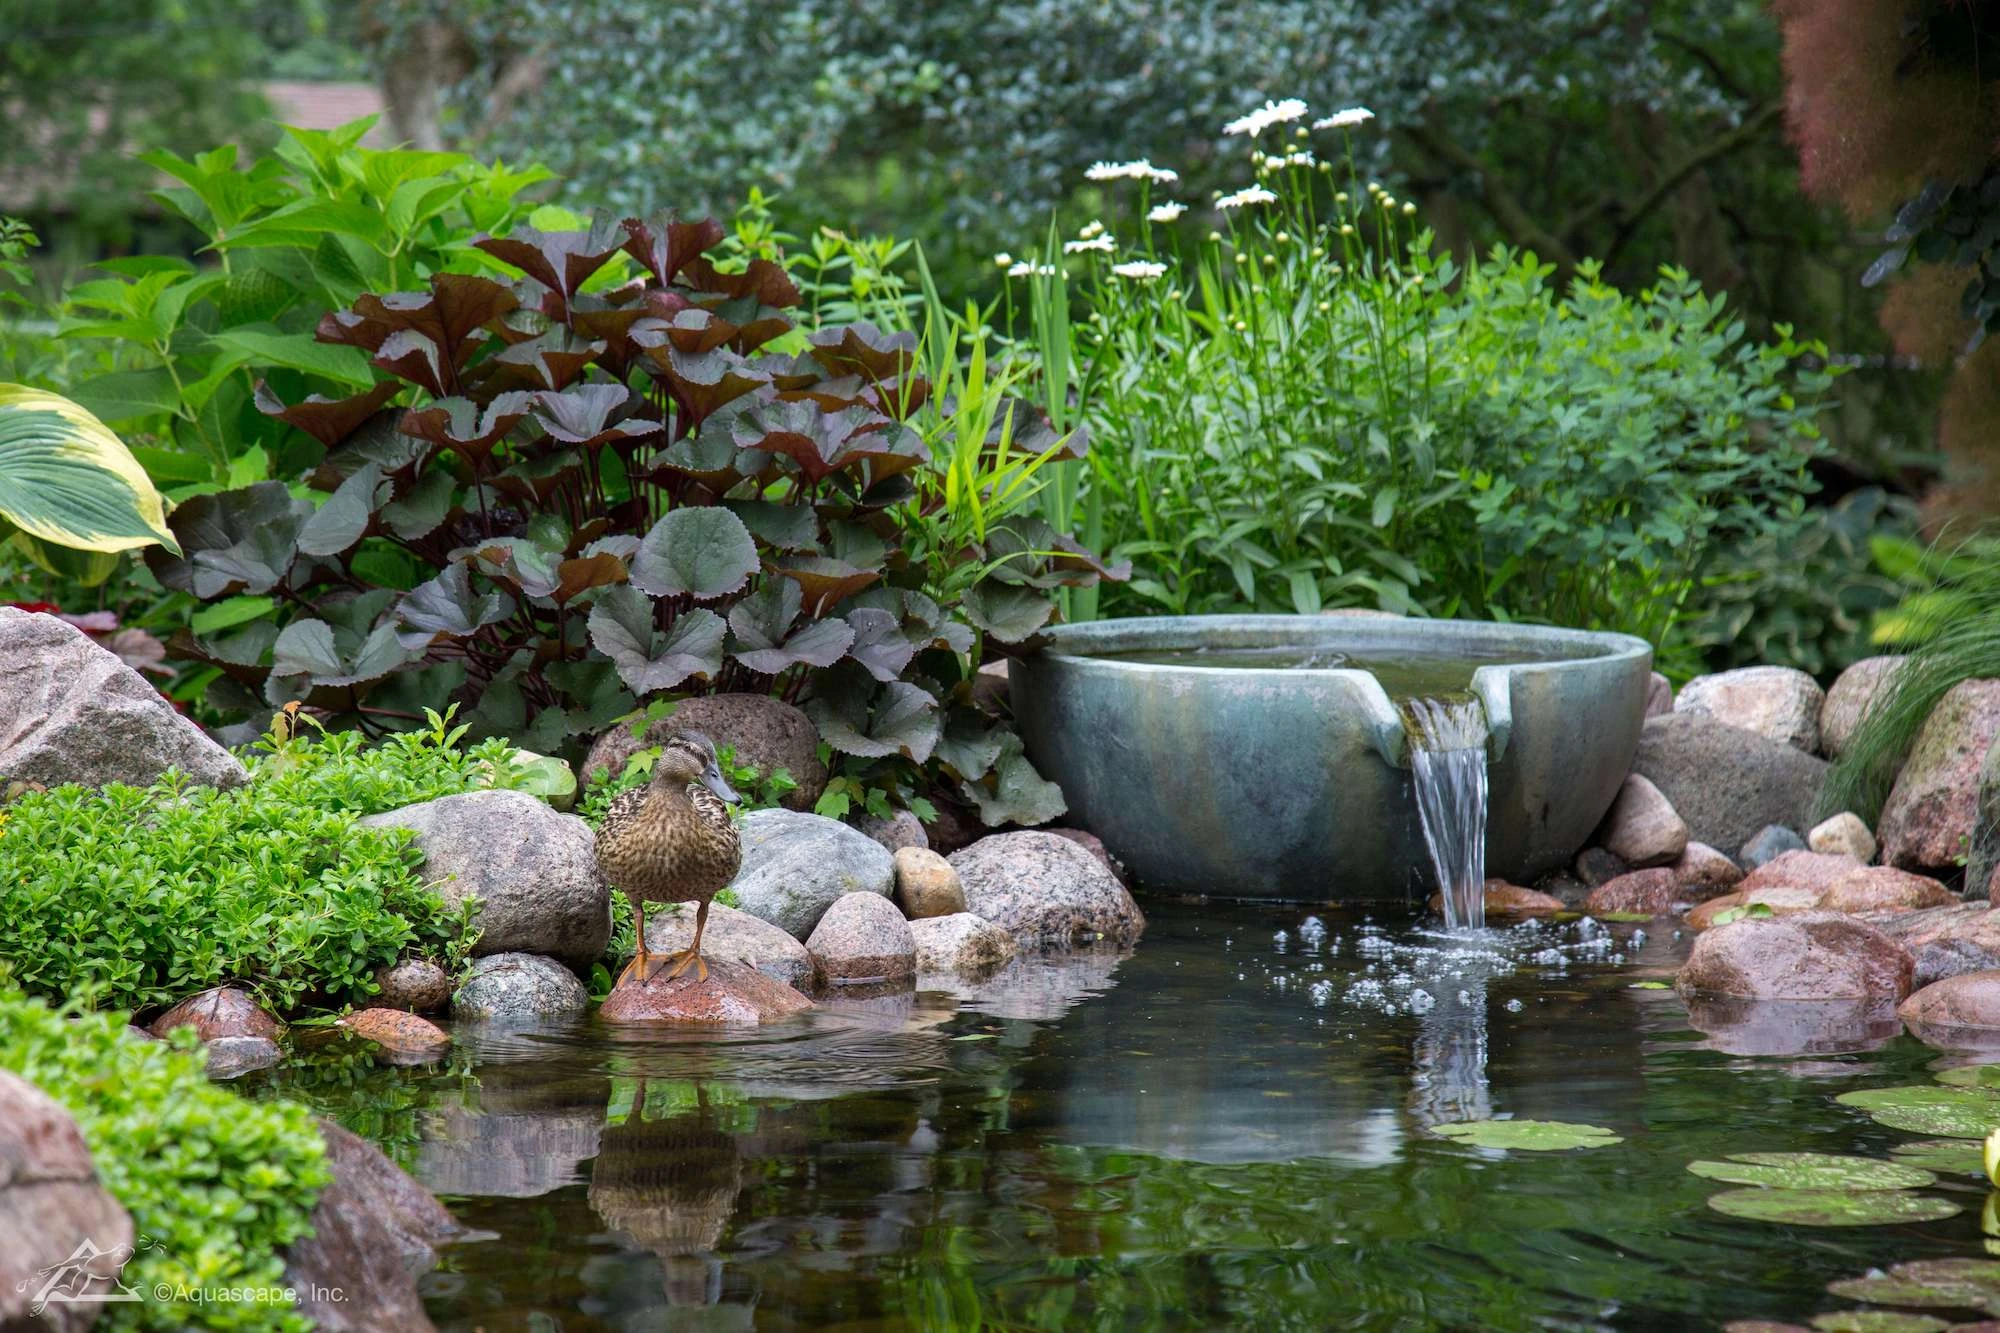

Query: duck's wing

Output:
[687, 784, 733, 831]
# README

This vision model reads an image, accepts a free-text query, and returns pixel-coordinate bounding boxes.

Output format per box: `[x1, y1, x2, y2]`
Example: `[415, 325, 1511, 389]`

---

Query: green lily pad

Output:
[1593, 911, 1655, 923]
[1706, 1187, 1960, 1227]
[1836, 1085, 2000, 1138]
[1810, 1313, 1950, 1333]
[1935, 1064, 2000, 1090]
[1431, 1119, 1623, 1151]
[1889, 1140, 1988, 1176]
[1687, 1154, 1935, 1190]
[1826, 1275, 1995, 1311]
[1889, 1259, 2000, 1294]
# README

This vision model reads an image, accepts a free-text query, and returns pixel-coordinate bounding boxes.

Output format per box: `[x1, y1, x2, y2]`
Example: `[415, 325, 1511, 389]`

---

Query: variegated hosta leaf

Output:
[0, 384, 179, 556]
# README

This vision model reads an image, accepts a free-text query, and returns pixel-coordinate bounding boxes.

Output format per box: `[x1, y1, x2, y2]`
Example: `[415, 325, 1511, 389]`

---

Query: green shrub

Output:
[0, 713, 501, 1015]
[0, 987, 331, 1331]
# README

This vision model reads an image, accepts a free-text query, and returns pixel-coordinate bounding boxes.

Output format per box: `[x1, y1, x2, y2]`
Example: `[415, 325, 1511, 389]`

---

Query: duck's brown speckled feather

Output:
[595, 781, 741, 907]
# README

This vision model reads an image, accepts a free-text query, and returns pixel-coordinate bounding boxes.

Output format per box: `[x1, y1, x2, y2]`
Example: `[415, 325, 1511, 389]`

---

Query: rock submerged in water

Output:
[361, 790, 610, 968]
[598, 958, 813, 1025]
[1676, 910, 1913, 1002]
[643, 900, 817, 994]
[911, 912, 1018, 973]
[584, 692, 827, 811]
[204, 1035, 283, 1079]
[0, 605, 248, 791]
[950, 831, 1146, 949]
[1590, 773, 1687, 868]
[0, 1071, 134, 1333]
[807, 891, 916, 984]
[150, 985, 281, 1042]
[1630, 713, 1827, 854]
[1877, 678, 2000, 872]
[1897, 970, 2000, 1033]
[728, 808, 896, 940]
[453, 952, 589, 1023]
[338, 1008, 452, 1058]
[1673, 665, 1825, 753]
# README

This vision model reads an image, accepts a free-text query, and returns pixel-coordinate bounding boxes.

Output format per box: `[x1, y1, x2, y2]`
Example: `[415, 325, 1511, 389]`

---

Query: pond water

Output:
[1088, 645, 1586, 700]
[260, 901, 2000, 1330]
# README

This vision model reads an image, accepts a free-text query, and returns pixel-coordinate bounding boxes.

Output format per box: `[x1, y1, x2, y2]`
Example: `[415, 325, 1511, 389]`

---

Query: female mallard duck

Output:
[595, 731, 742, 986]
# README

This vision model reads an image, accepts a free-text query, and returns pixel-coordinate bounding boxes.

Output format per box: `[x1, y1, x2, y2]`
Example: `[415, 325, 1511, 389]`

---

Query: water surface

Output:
[1090, 645, 1584, 700]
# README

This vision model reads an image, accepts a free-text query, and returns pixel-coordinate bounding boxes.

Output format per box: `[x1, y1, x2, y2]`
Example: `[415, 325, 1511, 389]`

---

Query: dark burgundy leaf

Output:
[254, 379, 399, 447]
[775, 556, 881, 617]
[680, 255, 800, 309]
[620, 212, 724, 285]
[400, 392, 535, 460]
[474, 218, 629, 313]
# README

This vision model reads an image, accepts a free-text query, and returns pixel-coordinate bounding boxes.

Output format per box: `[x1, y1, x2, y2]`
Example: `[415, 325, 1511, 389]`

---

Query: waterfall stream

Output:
[1405, 697, 1490, 930]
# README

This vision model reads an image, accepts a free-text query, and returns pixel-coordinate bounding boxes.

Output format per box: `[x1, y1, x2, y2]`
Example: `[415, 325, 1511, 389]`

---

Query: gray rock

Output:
[286, 1119, 457, 1332]
[413, 1086, 602, 1199]
[910, 912, 1018, 974]
[1879, 678, 2000, 872]
[1737, 848, 1863, 895]
[950, 831, 1146, 949]
[1899, 971, 2000, 1033]
[856, 809, 928, 853]
[643, 900, 816, 993]
[1044, 828, 1130, 884]
[452, 952, 589, 1023]
[1912, 938, 2000, 991]
[893, 846, 966, 919]
[1820, 655, 1906, 758]
[1573, 846, 1630, 888]
[205, 1035, 282, 1079]
[1671, 841, 1743, 894]
[805, 892, 916, 983]
[584, 693, 826, 811]
[1808, 812, 1878, 863]
[361, 790, 608, 967]
[1674, 665, 1825, 752]
[1970, 732, 2000, 902]
[0, 605, 246, 790]
[0, 1071, 134, 1333]
[1644, 671, 1673, 719]
[1591, 773, 1687, 867]
[1631, 713, 1827, 855]
[373, 958, 454, 1013]
[1739, 825, 1806, 871]
[728, 808, 895, 940]
[1676, 910, 1913, 1002]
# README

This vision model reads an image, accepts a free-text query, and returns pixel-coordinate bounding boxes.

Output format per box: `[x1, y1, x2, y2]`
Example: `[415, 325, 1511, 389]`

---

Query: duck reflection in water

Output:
[588, 1079, 744, 1310]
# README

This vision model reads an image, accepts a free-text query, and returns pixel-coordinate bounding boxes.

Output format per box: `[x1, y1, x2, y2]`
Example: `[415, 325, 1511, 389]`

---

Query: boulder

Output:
[584, 693, 826, 811]
[452, 953, 589, 1023]
[0, 606, 247, 791]
[1674, 665, 1825, 752]
[598, 958, 812, 1024]
[1427, 880, 1566, 918]
[373, 958, 454, 1013]
[1671, 842, 1744, 894]
[1863, 902, 2000, 988]
[1630, 714, 1827, 854]
[149, 986, 280, 1041]
[1043, 828, 1130, 884]
[727, 809, 895, 940]
[950, 832, 1147, 949]
[1687, 885, 1829, 931]
[1968, 734, 2000, 901]
[1878, 678, 2000, 871]
[1584, 869, 1689, 917]
[1898, 971, 2000, 1032]
[0, 1071, 134, 1333]
[360, 790, 609, 967]
[1676, 911, 1913, 1001]
[1739, 825, 1806, 871]
[919, 800, 988, 857]
[338, 1008, 451, 1058]
[1644, 671, 1674, 719]
[1590, 773, 1688, 867]
[1819, 654, 1906, 758]
[1532, 871, 1592, 911]
[1818, 866, 1956, 915]
[910, 913, 1019, 973]
[1573, 846, 1630, 889]
[1737, 849, 1864, 897]
[892, 847, 966, 919]
[204, 1036, 282, 1079]
[1807, 811, 1877, 863]
[643, 901, 817, 993]
[285, 1119, 458, 1333]
[856, 809, 928, 853]
[805, 892, 916, 983]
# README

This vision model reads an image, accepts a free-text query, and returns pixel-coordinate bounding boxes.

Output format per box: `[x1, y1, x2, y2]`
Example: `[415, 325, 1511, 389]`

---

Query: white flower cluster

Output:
[1148, 202, 1186, 223]
[1313, 106, 1375, 130]
[1084, 159, 1180, 183]
[1223, 98, 1309, 138]
[1216, 185, 1278, 210]
[1063, 235, 1115, 254]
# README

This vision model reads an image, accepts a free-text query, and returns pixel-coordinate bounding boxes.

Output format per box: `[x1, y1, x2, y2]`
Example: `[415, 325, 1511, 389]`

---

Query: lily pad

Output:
[1889, 1260, 2000, 1295]
[1889, 1140, 1988, 1176]
[1935, 1064, 2000, 1090]
[1430, 1119, 1622, 1151]
[1810, 1314, 1950, 1333]
[1826, 1275, 1995, 1312]
[1706, 1187, 1959, 1227]
[1837, 1085, 2000, 1138]
[1687, 1154, 1935, 1191]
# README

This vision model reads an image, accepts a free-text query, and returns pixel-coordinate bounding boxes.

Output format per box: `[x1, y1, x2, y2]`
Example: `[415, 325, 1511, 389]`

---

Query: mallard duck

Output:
[595, 731, 742, 986]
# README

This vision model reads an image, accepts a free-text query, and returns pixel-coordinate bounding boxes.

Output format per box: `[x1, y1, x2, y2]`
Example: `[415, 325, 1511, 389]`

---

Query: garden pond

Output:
[257, 899, 2000, 1330]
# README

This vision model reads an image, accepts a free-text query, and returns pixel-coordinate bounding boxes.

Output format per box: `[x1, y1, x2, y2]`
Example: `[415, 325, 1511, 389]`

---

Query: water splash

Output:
[1405, 697, 1489, 931]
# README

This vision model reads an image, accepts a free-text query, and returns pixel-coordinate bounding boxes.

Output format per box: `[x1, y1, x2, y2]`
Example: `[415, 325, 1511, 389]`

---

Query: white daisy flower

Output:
[1085, 159, 1181, 183]
[1006, 261, 1058, 278]
[1111, 260, 1167, 280]
[1063, 236, 1116, 254]
[1286, 150, 1319, 168]
[1313, 107, 1376, 130]
[1223, 98, 1309, 138]
[1216, 185, 1278, 210]
[1148, 202, 1187, 223]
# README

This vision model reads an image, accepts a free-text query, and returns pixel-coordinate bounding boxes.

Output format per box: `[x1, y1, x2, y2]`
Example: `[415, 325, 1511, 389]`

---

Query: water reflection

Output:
[588, 1080, 742, 1311]
[1407, 967, 1495, 1127]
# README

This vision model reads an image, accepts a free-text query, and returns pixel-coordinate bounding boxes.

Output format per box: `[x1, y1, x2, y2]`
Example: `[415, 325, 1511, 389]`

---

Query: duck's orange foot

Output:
[660, 949, 709, 984]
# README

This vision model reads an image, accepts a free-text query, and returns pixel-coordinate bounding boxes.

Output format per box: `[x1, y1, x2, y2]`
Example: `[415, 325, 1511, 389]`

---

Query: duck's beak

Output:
[700, 758, 741, 805]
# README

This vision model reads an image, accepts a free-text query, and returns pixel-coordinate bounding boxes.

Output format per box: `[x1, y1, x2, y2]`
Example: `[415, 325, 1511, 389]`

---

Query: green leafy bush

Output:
[0, 988, 331, 1331]
[0, 715, 500, 1014]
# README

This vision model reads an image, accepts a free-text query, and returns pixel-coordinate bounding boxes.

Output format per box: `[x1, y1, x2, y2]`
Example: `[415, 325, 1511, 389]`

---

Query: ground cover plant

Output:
[0, 709, 498, 1015]
[0, 986, 331, 1331]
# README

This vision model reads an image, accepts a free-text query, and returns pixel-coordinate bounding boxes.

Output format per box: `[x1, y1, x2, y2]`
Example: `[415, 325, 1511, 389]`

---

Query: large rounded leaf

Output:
[1430, 1120, 1622, 1151]
[1686, 1154, 1935, 1191]
[631, 507, 759, 602]
[1836, 1085, 2000, 1138]
[1705, 1187, 1959, 1227]
[588, 585, 727, 695]
[0, 384, 178, 555]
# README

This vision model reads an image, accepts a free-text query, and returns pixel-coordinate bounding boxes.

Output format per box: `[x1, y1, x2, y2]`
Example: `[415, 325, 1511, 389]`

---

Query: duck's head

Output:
[654, 730, 741, 805]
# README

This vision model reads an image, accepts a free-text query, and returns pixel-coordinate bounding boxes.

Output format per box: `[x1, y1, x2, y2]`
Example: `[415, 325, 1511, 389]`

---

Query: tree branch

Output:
[1601, 102, 1783, 265]
[1400, 116, 1580, 270]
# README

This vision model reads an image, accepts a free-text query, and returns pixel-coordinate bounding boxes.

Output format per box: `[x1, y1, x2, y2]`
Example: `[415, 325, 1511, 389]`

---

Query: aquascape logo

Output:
[15, 1235, 153, 1314]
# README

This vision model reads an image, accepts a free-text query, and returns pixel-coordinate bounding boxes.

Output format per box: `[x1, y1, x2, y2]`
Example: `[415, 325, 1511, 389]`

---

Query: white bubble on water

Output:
[1505, 998, 1524, 1012]
[1408, 988, 1435, 1014]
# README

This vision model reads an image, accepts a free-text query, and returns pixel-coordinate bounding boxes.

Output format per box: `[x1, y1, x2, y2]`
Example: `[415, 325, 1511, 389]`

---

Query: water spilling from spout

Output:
[1405, 697, 1489, 930]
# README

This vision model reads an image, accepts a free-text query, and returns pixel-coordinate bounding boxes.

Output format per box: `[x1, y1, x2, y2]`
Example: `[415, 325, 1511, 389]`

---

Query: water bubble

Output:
[1309, 980, 1336, 1007]
[1457, 990, 1472, 1006]
[1409, 989, 1436, 1014]
[1273, 929, 1290, 952]
[1505, 998, 1524, 1012]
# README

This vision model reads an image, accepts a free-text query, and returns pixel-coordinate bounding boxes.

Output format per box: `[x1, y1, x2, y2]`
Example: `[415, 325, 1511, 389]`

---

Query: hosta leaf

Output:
[631, 507, 758, 602]
[0, 385, 179, 555]
[807, 668, 940, 763]
[394, 563, 516, 648]
[587, 585, 726, 694]
[962, 580, 1055, 643]
[297, 462, 389, 557]
[1431, 1120, 1622, 1151]
[965, 731, 1066, 826]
